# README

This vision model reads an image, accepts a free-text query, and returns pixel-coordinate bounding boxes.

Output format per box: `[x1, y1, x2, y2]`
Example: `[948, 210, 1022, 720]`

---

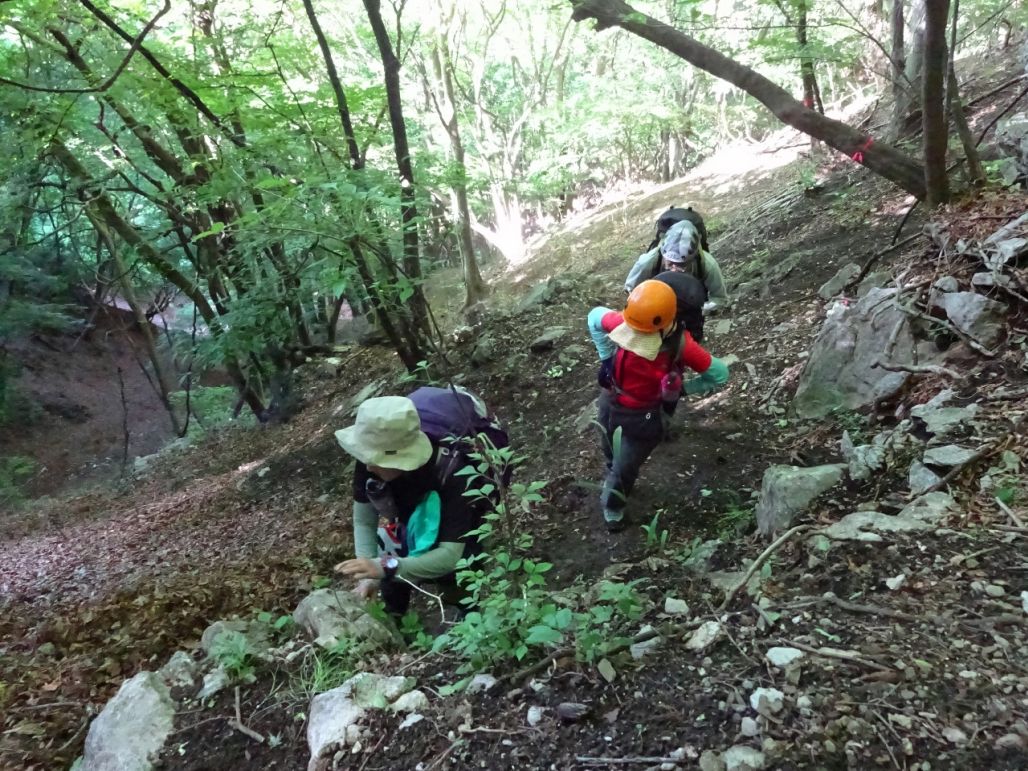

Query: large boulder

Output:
[817, 263, 861, 300]
[755, 464, 845, 536]
[793, 288, 926, 418]
[294, 588, 399, 649]
[80, 672, 175, 771]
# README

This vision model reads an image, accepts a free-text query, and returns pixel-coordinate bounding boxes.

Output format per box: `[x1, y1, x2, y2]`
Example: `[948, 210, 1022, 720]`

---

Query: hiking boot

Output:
[604, 511, 626, 533]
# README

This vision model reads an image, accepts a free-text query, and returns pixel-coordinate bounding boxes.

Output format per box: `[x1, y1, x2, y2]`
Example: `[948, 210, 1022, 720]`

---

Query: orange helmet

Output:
[623, 280, 677, 333]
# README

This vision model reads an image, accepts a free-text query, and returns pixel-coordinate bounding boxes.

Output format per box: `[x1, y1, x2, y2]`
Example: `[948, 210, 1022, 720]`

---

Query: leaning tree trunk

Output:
[568, 0, 927, 199]
[945, 0, 986, 186]
[922, 0, 951, 206]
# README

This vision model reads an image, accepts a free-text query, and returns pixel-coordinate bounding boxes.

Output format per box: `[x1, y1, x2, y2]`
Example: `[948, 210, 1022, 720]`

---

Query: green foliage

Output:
[295, 639, 360, 696]
[640, 511, 671, 554]
[208, 630, 255, 682]
[716, 504, 754, 538]
[169, 385, 254, 435]
[0, 455, 36, 508]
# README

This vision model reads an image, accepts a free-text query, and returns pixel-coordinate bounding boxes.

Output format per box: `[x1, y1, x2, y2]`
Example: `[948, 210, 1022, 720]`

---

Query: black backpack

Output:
[647, 206, 710, 254]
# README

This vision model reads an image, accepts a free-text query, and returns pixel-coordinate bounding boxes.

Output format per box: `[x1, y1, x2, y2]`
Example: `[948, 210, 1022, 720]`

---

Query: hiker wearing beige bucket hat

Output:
[333, 389, 509, 615]
[587, 278, 730, 532]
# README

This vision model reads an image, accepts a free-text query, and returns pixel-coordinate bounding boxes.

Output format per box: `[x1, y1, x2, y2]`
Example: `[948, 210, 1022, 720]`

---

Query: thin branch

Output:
[780, 638, 895, 672]
[871, 360, 961, 379]
[718, 525, 811, 611]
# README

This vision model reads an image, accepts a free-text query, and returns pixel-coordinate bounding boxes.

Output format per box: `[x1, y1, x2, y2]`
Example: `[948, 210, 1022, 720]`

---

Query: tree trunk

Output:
[796, 2, 823, 115]
[429, 38, 489, 307]
[568, 0, 927, 199]
[363, 0, 429, 332]
[922, 0, 951, 206]
[945, 0, 985, 186]
[888, 0, 909, 139]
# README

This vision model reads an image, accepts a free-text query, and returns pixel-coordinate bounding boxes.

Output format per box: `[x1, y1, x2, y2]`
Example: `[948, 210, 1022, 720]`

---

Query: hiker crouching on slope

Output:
[624, 217, 729, 316]
[588, 276, 730, 532]
[334, 390, 507, 615]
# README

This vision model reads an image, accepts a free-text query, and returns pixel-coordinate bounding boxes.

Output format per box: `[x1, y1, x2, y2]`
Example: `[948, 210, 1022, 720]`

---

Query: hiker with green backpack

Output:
[588, 273, 730, 532]
[334, 387, 509, 615]
[624, 207, 729, 314]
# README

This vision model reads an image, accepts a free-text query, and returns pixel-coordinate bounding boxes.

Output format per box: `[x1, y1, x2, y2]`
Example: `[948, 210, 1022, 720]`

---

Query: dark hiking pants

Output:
[597, 389, 664, 522]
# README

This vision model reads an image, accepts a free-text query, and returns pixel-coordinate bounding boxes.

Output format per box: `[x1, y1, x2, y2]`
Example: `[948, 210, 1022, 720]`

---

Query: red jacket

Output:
[601, 311, 713, 409]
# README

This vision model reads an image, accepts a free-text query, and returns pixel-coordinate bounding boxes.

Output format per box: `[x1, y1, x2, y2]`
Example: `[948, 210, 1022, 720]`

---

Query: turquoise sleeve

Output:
[397, 541, 464, 581]
[685, 356, 730, 395]
[353, 501, 379, 559]
[587, 306, 615, 360]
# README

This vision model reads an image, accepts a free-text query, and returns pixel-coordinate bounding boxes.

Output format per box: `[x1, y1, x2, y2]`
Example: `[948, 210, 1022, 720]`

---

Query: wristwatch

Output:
[380, 555, 399, 579]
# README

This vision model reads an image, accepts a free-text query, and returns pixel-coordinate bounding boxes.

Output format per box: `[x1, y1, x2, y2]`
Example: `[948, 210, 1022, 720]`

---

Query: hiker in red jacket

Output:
[587, 275, 730, 531]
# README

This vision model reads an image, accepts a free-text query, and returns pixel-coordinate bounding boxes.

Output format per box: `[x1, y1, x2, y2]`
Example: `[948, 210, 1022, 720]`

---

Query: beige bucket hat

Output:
[609, 322, 663, 361]
[334, 396, 432, 471]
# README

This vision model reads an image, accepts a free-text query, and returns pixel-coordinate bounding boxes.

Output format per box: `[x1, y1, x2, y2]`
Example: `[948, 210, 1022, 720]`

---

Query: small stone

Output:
[740, 716, 760, 737]
[197, 665, 231, 700]
[686, 621, 723, 651]
[399, 713, 423, 730]
[885, 574, 906, 591]
[749, 687, 785, 716]
[699, 749, 726, 771]
[796, 695, 813, 710]
[985, 584, 1006, 598]
[1021, 591, 1028, 614]
[765, 647, 804, 668]
[465, 674, 497, 694]
[526, 706, 545, 726]
[889, 713, 913, 729]
[390, 690, 429, 713]
[823, 739, 837, 753]
[723, 744, 766, 771]
[664, 597, 691, 616]
[942, 726, 968, 745]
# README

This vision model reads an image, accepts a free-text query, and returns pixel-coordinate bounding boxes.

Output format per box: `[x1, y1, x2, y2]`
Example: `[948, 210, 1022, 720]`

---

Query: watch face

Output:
[385, 557, 399, 569]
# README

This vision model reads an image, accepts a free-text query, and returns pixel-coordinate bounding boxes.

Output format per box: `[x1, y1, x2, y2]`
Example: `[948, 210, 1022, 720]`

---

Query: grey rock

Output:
[707, 570, 761, 596]
[909, 461, 942, 495]
[724, 745, 766, 771]
[470, 336, 496, 365]
[664, 597, 691, 616]
[81, 672, 175, 771]
[755, 464, 845, 536]
[856, 271, 892, 298]
[681, 539, 721, 574]
[933, 291, 1007, 348]
[713, 319, 734, 336]
[923, 444, 979, 467]
[339, 379, 386, 418]
[749, 687, 785, 716]
[557, 702, 590, 721]
[197, 665, 231, 700]
[529, 326, 569, 353]
[465, 673, 497, 694]
[822, 510, 931, 542]
[201, 619, 270, 658]
[794, 288, 930, 418]
[897, 492, 956, 522]
[910, 390, 978, 436]
[390, 690, 429, 713]
[740, 716, 760, 737]
[574, 398, 600, 434]
[934, 276, 960, 293]
[294, 589, 399, 650]
[765, 647, 804, 668]
[685, 621, 723, 651]
[630, 636, 662, 660]
[700, 749, 727, 771]
[307, 673, 415, 771]
[515, 282, 555, 313]
[158, 651, 198, 690]
[972, 271, 1014, 289]
[994, 733, 1027, 751]
[527, 706, 545, 726]
[818, 263, 861, 300]
[984, 584, 1006, 598]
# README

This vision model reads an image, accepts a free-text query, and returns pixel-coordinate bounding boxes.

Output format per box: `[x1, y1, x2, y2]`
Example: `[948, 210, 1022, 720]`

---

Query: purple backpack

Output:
[408, 386, 511, 485]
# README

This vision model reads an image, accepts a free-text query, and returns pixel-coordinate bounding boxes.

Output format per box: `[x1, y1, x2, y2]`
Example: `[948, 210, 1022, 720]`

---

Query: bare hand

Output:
[334, 557, 384, 581]
[352, 578, 378, 600]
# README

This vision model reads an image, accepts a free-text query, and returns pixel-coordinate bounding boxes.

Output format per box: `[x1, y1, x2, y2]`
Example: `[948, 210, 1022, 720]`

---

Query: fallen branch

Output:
[848, 232, 923, 289]
[780, 639, 894, 672]
[819, 592, 921, 622]
[996, 496, 1024, 527]
[975, 81, 1028, 147]
[871, 360, 961, 379]
[718, 525, 812, 611]
[229, 686, 265, 744]
[576, 756, 690, 766]
[895, 303, 998, 357]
